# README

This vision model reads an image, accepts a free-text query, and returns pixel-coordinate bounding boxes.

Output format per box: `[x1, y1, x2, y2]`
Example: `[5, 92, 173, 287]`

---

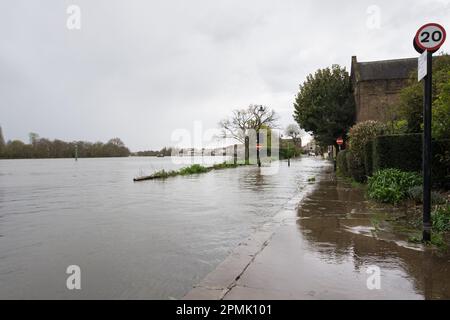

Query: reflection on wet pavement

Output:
[298, 174, 450, 299]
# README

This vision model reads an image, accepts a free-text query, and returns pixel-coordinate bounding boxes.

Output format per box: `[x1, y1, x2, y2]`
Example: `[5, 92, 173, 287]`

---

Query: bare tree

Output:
[219, 109, 254, 143]
[220, 105, 278, 167]
[248, 104, 278, 132]
[219, 105, 278, 142]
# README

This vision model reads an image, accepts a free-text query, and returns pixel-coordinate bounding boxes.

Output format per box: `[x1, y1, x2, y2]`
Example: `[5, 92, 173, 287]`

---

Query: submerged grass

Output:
[404, 204, 450, 248]
[178, 164, 210, 175]
[212, 162, 239, 170]
[375, 203, 450, 249]
[135, 162, 246, 181]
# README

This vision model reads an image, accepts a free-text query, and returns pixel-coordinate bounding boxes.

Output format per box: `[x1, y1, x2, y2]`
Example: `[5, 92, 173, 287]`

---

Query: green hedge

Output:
[337, 150, 348, 177]
[433, 140, 450, 188]
[364, 140, 373, 177]
[372, 134, 422, 173]
[368, 134, 450, 188]
[346, 150, 366, 182]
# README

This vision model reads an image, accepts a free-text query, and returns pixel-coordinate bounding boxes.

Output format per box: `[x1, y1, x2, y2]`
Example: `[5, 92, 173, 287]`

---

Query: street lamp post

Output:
[244, 129, 250, 165]
[256, 105, 265, 168]
[256, 131, 261, 167]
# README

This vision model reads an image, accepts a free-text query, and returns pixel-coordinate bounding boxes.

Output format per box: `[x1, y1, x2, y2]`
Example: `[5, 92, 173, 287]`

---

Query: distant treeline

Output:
[0, 128, 130, 159]
[132, 147, 172, 157]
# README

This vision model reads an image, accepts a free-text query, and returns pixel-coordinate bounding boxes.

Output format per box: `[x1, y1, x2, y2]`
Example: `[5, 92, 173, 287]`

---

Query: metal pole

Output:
[245, 136, 249, 165]
[256, 130, 261, 167]
[423, 51, 433, 242]
[288, 141, 290, 167]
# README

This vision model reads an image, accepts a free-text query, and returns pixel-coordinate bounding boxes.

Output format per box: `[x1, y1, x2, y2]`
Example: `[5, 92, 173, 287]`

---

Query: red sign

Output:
[415, 23, 446, 52]
[256, 144, 263, 150]
[336, 137, 344, 145]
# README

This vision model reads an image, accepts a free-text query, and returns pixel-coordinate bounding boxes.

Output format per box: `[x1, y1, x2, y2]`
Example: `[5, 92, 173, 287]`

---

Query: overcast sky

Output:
[1, 0, 449, 151]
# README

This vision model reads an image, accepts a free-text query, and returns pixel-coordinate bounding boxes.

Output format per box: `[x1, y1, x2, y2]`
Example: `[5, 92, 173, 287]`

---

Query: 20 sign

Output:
[415, 23, 446, 52]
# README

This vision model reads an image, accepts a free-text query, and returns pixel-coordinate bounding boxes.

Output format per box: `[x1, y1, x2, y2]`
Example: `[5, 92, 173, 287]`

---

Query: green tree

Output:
[5, 140, 31, 158]
[0, 134, 130, 159]
[398, 53, 450, 138]
[433, 75, 450, 139]
[293, 65, 355, 147]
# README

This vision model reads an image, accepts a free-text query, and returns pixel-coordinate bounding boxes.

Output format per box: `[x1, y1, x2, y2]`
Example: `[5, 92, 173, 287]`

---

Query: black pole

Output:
[287, 140, 290, 167]
[256, 130, 261, 167]
[245, 136, 249, 165]
[423, 51, 433, 242]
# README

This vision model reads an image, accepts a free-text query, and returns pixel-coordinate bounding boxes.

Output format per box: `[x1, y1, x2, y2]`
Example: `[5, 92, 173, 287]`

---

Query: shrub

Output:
[337, 149, 349, 177]
[407, 186, 447, 205]
[345, 121, 386, 182]
[348, 120, 387, 164]
[367, 169, 422, 204]
[432, 205, 450, 233]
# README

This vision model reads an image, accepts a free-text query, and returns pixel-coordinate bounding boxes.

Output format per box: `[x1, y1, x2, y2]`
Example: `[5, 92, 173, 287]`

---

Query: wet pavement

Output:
[184, 166, 450, 300]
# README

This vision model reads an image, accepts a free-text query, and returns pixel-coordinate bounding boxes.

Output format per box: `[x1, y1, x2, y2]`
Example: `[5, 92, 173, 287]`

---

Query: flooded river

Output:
[0, 156, 325, 299]
[1, 157, 449, 299]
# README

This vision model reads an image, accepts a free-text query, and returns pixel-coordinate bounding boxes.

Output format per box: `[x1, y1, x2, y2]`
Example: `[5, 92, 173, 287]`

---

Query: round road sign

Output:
[415, 23, 446, 52]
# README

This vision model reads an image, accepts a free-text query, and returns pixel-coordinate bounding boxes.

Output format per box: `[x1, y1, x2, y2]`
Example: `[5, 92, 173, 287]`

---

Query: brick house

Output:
[350, 56, 417, 123]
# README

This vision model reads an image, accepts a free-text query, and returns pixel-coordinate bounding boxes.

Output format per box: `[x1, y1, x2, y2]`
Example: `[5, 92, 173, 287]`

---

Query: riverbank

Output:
[184, 167, 450, 299]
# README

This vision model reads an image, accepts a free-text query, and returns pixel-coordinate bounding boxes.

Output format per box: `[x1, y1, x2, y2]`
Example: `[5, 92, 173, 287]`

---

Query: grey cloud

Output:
[0, 0, 449, 150]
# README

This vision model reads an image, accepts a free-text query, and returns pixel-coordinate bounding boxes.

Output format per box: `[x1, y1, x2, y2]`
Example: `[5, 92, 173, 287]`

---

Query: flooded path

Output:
[186, 167, 450, 300]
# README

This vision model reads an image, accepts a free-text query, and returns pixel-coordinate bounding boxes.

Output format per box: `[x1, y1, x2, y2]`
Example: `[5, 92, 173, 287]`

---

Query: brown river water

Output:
[0, 157, 449, 299]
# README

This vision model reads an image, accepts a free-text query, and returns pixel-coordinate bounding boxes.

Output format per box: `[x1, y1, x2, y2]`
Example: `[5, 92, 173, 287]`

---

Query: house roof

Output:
[352, 57, 417, 82]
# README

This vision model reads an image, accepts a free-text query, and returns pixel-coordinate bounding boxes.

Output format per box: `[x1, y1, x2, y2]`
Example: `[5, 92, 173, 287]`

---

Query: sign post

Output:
[336, 137, 344, 151]
[418, 51, 427, 81]
[414, 23, 446, 242]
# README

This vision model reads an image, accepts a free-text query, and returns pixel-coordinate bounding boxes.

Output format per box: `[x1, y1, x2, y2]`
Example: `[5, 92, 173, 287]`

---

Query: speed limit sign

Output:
[413, 23, 447, 242]
[415, 23, 446, 52]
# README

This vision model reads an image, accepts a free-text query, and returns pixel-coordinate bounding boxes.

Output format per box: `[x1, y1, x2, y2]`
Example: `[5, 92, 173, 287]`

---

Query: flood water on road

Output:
[0, 156, 325, 299]
[296, 175, 450, 299]
[217, 168, 450, 300]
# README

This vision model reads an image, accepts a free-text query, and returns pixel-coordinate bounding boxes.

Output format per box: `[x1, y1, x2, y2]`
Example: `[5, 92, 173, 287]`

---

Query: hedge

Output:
[372, 134, 422, 173]
[346, 150, 366, 183]
[364, 140, 373, 177]
[432, 139, 450, 188]
[368, 134, 450, 188]
[337, 150, 348, 177]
